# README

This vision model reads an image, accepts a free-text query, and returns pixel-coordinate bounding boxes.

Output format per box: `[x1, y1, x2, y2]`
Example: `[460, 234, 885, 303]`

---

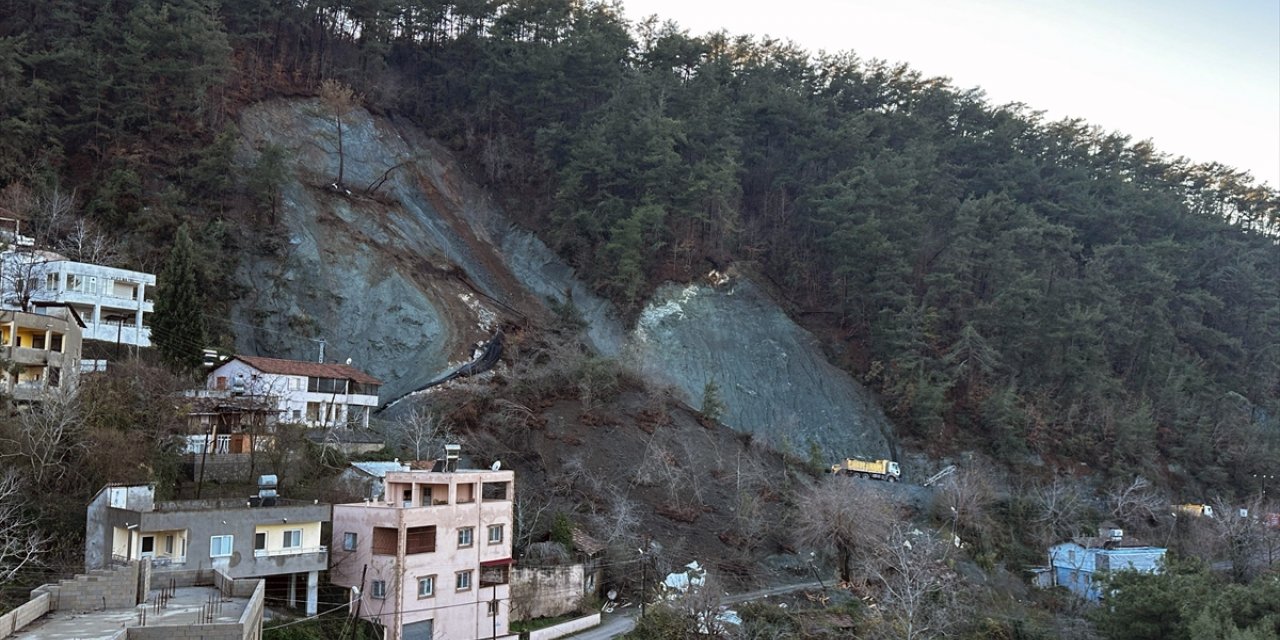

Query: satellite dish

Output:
[345, 357, 353, 365]
[607, 589, 618, 601]
[491, 461, 502, 471]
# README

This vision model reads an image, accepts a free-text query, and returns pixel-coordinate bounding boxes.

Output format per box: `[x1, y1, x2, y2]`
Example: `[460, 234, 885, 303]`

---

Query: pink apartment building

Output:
[330, 465, 517, 640]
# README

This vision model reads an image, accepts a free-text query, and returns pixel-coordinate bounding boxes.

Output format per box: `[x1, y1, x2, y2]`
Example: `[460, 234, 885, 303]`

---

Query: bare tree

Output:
[390, 408, 458, 461]
[933, 467, 996, 541]
[861, 525, 962, 640]
[0, 469, 48, 584]
[1030, 477, 1090, 545]
[1206, 495, 1270, 583]
[791, 478, 894, 582]
[57, 218, 120, 266]
[1105, 476, 1167, 531]
[0, 388, 86, 489]
[318, 79, 358, 188]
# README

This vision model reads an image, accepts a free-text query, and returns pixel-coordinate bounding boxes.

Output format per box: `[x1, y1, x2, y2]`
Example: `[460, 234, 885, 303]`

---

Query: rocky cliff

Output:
[231, 99, 894, 455]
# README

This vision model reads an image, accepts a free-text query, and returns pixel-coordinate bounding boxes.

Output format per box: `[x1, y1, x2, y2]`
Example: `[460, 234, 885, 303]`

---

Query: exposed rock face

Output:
[232, 99, 622, 401]
[231, 98, 894, 456]
[628, 279, 894, 458]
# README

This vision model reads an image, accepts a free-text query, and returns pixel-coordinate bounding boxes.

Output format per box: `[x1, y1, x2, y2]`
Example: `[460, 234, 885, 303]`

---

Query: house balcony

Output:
[248, 546, 328, 576]
[82, 322, 151, 347]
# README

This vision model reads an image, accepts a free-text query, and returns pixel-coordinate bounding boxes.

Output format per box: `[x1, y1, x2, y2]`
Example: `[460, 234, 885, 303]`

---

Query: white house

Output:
[0, 248, 156, 348]
[205, 355, 382, 428]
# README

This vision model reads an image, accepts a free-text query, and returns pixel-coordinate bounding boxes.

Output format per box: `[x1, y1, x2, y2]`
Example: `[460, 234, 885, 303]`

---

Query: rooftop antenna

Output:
[310, 338, 326, 363]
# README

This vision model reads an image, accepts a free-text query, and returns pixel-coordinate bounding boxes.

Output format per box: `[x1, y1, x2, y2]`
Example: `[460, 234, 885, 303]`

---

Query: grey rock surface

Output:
[627, 279, 894, 458]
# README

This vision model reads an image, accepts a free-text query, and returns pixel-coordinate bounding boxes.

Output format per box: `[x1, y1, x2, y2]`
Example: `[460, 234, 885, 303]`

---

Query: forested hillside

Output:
[2, 0, 1278, 496]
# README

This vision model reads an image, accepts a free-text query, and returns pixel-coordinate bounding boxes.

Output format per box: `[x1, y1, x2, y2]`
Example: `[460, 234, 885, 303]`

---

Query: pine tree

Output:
[151, 224, 206, 370]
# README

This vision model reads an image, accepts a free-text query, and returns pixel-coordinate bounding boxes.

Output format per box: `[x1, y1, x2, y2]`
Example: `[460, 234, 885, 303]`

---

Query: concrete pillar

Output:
[92, 303, 101, 331]
[288, 572, 298, 608]
[306, 570, 318, 616]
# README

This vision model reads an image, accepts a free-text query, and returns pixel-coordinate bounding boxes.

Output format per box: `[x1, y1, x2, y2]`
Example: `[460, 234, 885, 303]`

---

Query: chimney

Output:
[444, 444, 461, 472]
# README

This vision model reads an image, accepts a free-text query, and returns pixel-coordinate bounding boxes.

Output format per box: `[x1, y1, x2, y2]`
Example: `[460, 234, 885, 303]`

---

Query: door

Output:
[403, 620, 434, 640]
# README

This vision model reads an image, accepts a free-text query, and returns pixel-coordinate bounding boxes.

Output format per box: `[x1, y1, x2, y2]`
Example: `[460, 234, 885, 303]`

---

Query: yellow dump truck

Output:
[830, 458, 901, 482]
[1172, 503, 1215, 518]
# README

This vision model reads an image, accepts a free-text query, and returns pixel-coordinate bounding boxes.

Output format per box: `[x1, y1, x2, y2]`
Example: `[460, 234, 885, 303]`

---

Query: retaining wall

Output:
[0, 593, 51, 639]
[528, 613, 602, 640]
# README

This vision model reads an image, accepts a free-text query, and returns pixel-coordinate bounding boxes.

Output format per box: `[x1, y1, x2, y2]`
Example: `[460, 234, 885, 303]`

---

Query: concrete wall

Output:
[511, 565, 585, 621]
[33, 561, 140, 611]
[0, 593, 51, 639]
[86, 485, 156, 570]
[527, 614, 602, 640]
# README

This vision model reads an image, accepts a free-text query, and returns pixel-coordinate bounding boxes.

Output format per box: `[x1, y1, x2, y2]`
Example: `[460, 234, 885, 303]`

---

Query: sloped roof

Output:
[571, 528, 607, 556]
[350, 461, 410, 478]
[233, 355, 382, 385]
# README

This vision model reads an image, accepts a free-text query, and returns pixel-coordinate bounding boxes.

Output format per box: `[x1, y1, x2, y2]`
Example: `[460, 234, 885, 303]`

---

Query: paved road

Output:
[565, 580, 825, 639]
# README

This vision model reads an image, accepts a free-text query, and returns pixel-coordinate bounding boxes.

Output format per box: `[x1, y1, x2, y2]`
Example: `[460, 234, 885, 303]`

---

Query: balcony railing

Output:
[254, 546, 326, 559]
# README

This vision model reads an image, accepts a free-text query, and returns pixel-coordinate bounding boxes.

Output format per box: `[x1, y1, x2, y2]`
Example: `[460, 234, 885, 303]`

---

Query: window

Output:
[456, 571, 472, 591]
[406, 526, 436, 554]
[372, 527, 397, 555]
[292, 409, 302, 422]
[282, 529, 302, 549]
[482, 482, 510, 501]
[417, 575, 435, 598]
[458, 527, 474, 548]
[488, 524, 504, 545]
[343, 532, 358, 551]
[254, 533, 266, 551]
[165, 535, 174, 555]
[371, 580, 386, 599]
[141, 536, 155, 556]
[487, 600, 498, 617]
[210, 535, 233, 558]
[50, 334, 63, 352]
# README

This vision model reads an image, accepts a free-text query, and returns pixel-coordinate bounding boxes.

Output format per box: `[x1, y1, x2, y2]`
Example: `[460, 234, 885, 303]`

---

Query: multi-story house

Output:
[84, 482, 331, 615]
[1, 248, 156, 348]
[0, 304, 83, 402]
[204, 355, 382, 429]
[330, 461, 517, 640]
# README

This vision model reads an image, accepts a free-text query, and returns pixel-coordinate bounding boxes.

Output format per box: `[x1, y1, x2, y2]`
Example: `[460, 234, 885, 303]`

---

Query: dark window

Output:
[482, 482, 510, 501]
[50, 334, 63, 352]
[406, 526, 436, 554]
[254, 533, 266, 551]
[31, 334, 45, 349]
[480, 564, 509, 587]
[343, 532, 357, 551]
[372, 527, 398, 555]
[141, 536, 154, 554]
[307, 377, 348, 393]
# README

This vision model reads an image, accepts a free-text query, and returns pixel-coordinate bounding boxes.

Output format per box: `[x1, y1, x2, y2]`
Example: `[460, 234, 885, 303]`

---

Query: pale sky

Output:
[619, 0, 1280, 188]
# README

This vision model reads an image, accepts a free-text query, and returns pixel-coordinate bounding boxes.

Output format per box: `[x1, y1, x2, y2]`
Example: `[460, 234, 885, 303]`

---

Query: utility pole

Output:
[492, 583, 498, 639]
[638, 547, 648, 619]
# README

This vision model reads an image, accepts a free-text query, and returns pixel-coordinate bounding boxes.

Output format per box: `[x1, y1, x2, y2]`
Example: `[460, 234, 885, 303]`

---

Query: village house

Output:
[1048, 525, 1166, 601]
[202, 354, 382, 429]
[83, 480, 330, 616]
[1, 247, 156, 349]
[0, 304, 83, 402]
[329, 449, 517, 640]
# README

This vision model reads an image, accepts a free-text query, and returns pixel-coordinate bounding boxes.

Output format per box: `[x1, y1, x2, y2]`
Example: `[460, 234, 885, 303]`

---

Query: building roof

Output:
[232, 355, 382, 385]
[571, 527, 607, 556]
[350, 461, 411, 478]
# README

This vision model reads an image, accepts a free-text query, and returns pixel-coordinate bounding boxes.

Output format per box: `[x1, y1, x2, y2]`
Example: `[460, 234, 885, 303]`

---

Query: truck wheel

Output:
[887, 476, 898, 483]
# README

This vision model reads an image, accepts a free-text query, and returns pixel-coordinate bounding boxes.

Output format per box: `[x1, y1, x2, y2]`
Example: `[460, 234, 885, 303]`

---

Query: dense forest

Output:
[2, 0, 1278, 499]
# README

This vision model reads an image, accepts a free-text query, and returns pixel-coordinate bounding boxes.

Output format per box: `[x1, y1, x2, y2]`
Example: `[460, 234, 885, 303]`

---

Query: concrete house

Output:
[203, 355, 382, 429]
[0, 305, 83, 402]
[1, 248, 156, 348]
[330, 457, 517, 640]
[1048, 526, 1166, 601]
[84, 483, 331, 615]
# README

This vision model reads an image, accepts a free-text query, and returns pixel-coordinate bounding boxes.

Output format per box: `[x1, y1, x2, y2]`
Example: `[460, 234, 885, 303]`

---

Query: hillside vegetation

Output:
[4, 0, 1277, 494]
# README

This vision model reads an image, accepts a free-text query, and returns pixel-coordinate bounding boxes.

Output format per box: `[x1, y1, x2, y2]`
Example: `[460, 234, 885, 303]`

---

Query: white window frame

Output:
[343, 532, 358, 551]
[417, 575, 435, 598]
[282, 529, 302, 549]
[371, 580, 386, 599]
[210, 535, 233, 558]
[458, 527, 474, 548]
[456, 570, 472, 591]
[488, 524, 504, 545]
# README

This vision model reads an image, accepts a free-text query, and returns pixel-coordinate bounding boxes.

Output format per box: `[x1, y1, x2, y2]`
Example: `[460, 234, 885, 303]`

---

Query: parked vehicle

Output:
[829, 458, 901, 482]
[1172, 503, 1215, 518]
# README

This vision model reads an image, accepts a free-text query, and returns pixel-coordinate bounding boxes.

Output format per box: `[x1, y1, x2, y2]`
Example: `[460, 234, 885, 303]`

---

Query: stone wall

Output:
[511, 564, 585, 621]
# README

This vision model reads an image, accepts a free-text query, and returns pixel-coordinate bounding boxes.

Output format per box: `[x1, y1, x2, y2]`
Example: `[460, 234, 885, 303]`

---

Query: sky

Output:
[618, 0, 1280, 188]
